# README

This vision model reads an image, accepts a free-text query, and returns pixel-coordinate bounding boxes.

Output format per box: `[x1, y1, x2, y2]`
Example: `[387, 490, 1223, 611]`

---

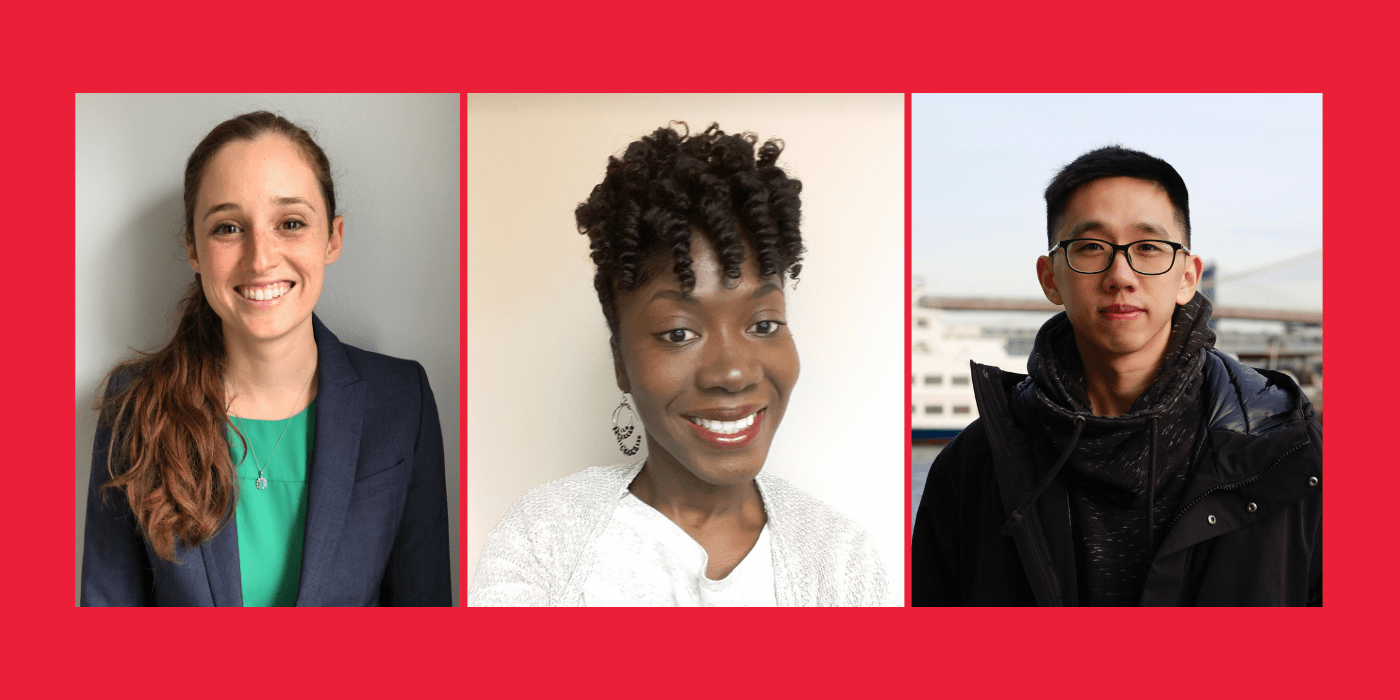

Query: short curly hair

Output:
[575, 123, 804, 341]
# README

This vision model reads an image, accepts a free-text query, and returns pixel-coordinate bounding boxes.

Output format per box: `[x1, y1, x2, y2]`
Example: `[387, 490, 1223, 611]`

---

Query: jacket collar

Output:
[295, 314, 367, 606]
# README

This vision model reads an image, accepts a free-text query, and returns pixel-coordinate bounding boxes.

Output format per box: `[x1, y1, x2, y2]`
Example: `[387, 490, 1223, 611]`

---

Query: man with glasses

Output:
[912, 146, 1322, 606]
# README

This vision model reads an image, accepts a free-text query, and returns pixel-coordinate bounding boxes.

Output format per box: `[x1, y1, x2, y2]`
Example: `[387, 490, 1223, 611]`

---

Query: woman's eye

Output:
[213, 224, 241, 235]
[282, 220, 305, 231]
[660, 329, 698, 343]
[750, 320, 785, 336]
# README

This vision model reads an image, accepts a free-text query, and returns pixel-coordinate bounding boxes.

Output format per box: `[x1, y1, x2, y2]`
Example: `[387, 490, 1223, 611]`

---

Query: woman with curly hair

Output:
[469, 123, 889, 606]
[81, 111, 451, 606]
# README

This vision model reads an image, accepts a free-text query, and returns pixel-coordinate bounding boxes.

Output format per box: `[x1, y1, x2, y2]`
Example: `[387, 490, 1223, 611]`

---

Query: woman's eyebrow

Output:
[273, 195, 315, 211]
[201, 196, 316, 221]
[648, 288, 699, 305]
[202, 202, 241, 221]
[752, 282, 782, 298]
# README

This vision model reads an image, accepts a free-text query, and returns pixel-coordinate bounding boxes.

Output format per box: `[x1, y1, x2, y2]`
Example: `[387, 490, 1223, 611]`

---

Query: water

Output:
[910, 444, 945, 531]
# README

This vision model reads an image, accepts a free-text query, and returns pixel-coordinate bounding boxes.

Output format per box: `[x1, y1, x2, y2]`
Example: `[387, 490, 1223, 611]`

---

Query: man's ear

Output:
[1176, 253, 1203, 305]
[612, 338, 630, 394]
[1037, 255, 1063, 306]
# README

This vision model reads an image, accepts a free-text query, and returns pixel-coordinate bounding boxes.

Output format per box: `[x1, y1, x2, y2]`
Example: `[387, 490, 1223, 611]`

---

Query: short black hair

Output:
[1044, 145, 1190, 249]
[575, 122, 804, 341]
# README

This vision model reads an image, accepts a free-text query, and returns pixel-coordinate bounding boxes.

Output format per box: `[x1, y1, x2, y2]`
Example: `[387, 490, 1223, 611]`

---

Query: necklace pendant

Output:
[256, 476, 268, 490]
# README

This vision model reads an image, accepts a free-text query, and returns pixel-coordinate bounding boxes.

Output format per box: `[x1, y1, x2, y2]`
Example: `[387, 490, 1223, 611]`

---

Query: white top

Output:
[469, 462, 892, 607]
[582, 492, 777, 607]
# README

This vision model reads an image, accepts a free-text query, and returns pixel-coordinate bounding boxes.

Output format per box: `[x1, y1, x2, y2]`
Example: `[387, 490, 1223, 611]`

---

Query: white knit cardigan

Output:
[469, 462, 892, 606]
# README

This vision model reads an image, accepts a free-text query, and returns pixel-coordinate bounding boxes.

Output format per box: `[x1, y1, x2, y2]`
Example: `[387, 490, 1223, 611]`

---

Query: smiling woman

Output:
[468, 123, 891, 606]
[81, 111, 452, 607]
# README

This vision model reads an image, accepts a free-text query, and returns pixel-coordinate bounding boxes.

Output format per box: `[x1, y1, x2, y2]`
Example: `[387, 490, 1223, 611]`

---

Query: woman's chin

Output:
[681, 451, 771, 488]
[220, 312, 313, 344]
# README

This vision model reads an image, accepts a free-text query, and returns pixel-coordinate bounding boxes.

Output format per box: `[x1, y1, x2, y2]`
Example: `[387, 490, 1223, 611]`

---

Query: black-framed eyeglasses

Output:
[1050, 238, 1190, 275]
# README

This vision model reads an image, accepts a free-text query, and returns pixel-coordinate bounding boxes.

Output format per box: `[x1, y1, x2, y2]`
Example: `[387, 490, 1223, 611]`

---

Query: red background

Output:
[4, 1, 1393, 695]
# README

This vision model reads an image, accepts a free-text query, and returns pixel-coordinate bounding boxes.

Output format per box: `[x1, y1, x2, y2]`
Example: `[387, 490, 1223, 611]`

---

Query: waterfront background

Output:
[909, 94, 1323, 522]
[911, 444, 944, 531]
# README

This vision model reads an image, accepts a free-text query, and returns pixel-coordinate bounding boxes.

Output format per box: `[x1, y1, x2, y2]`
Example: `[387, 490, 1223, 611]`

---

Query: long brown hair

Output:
[97, 111, 337, 562]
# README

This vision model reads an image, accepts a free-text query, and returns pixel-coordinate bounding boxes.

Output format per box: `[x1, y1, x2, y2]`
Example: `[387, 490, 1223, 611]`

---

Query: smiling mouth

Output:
[237, 282, 293, 301]
[684, 409, 765, 446]
[686, 411, 759, 435]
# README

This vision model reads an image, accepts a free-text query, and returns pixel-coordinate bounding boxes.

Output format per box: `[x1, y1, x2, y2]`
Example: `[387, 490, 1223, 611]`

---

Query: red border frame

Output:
[7, 1, 1395, 696]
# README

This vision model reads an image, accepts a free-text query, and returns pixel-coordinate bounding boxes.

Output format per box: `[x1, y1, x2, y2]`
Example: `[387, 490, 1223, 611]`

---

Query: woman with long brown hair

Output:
[82, 111, 451, 606]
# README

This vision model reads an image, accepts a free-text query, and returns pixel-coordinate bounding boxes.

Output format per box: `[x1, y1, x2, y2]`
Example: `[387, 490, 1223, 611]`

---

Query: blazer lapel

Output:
[296, 315, 366, 606]
[201, 517, 243, 606]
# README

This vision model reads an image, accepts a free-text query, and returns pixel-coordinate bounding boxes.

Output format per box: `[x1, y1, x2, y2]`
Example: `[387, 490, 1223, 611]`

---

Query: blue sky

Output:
[912, 94, 1322, 311]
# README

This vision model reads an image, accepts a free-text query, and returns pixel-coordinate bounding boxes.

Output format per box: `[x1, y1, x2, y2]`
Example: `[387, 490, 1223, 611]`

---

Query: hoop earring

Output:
[612, 394, 642, 456]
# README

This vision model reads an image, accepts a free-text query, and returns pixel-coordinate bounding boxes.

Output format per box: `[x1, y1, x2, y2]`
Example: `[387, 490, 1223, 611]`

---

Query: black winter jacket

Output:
[912, 349, 1322, 606]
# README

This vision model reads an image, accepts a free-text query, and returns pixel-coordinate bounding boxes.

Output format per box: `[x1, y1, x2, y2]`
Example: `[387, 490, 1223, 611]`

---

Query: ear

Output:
[1037, 254, 1063, 306]
[612, 338, 631, 394]
[185, 235, 200, 274]
[1176, 252, 1203, 305]
[324, 215, 344, 264]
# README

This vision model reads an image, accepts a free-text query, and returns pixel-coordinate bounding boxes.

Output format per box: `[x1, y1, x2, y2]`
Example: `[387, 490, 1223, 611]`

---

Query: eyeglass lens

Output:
[1065, 239, 1178, 274]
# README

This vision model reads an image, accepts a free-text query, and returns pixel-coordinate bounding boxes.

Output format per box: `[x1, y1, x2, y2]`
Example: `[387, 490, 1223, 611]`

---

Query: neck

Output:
[629, 453, 765, 528]
[223, 318, 320, 420]
[1073, 329, 1169, 418]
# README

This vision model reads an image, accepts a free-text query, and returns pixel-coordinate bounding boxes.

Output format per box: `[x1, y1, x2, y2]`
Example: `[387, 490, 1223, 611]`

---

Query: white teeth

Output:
[240, 283, 288, 301]
[688, 412, 758, 435]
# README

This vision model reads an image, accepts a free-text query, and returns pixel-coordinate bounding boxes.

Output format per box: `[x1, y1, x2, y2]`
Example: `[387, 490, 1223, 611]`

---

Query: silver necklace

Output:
[235, 414, 294, 490]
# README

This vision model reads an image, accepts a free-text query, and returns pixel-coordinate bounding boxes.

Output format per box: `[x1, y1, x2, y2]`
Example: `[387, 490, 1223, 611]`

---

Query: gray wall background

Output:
[75, 93, 461, 605]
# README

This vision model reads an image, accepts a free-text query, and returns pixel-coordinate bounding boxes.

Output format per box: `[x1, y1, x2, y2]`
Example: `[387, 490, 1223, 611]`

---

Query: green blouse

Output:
[228, 401, 315, 607]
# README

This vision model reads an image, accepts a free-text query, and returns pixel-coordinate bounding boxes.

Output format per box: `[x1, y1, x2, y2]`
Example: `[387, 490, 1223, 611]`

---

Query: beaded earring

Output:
[612, 394, 642, 456]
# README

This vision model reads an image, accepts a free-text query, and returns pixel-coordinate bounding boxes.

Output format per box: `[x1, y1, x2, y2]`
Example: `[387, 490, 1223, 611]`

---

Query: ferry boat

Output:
[910, 296, 1042, 441]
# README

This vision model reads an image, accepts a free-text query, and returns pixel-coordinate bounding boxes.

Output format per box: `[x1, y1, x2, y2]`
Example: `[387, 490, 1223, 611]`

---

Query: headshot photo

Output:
[466, 93, 904, 606]
[909, 94, 1322, 606]
[76, 93, 461, 606]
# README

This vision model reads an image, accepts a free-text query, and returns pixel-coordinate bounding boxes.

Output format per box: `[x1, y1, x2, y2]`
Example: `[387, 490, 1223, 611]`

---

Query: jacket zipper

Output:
[1166, 439, 1312, 532]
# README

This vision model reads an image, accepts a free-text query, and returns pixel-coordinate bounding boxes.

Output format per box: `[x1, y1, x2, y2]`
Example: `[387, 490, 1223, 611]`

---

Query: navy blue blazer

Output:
[81, 316, 452, 606]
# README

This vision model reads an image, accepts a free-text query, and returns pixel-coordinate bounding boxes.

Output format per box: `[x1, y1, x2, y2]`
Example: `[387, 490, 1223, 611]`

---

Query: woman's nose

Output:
[244, 229, 278, 272]
[698, 331, 760, 392]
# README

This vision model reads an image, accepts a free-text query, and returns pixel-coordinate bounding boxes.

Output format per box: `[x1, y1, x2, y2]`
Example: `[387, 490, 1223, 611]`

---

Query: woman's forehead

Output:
[198, 135, 322, 211]
[622, 264, 785, 314]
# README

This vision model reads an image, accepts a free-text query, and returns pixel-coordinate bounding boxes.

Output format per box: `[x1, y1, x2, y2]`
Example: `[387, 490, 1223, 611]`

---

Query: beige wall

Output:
[466, 94, 905, 595]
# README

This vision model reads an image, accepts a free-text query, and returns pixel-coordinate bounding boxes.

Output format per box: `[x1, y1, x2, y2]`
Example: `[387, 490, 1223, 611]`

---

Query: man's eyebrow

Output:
[1065, 221, 1105, 239]
[1130, 221, 1170, 237]
[1064, 220, 1172, 239]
